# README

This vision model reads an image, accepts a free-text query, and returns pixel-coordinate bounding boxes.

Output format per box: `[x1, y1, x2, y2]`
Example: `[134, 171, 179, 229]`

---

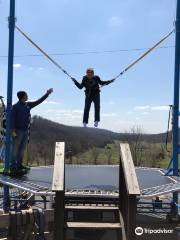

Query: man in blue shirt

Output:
[11, 88, 53, 174]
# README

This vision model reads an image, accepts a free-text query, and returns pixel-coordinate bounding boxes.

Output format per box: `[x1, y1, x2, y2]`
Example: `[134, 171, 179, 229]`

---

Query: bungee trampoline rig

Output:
[1, 0, 180, 239]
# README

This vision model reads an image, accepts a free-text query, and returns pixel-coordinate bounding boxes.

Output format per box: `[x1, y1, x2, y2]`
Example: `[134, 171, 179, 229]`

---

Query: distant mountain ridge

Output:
[28, 116, 168, 164]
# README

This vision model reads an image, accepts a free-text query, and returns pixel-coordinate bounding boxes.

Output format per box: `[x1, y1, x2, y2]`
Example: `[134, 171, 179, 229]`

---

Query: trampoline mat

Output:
[19, 165, 174, 191]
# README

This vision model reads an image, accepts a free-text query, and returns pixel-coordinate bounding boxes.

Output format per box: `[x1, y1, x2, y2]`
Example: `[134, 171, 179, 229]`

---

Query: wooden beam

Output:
[65, 206, 119, 210]
[66, 222, 121, 229]
[52, 142, 65, 192]
[120, 143, 140, 195]
[52, 142, 65, 240]
[0, 209, 55, 229]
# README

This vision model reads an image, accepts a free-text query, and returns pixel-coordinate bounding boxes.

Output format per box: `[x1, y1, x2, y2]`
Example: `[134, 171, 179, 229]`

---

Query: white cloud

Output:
[108, 16, 122, 27]
[102, 113, 118, 117]
[134, 105, 150, 110]
[102, 100, 116, 105]
[43, 109, 83, 116]
[43, 100, 62, 105]
[127, 111, 133, 115]
[151, 106, 169, 111]
[134, 105, 169, 111]
[13, 63, 22, 68]
[141, 112, 150, 115]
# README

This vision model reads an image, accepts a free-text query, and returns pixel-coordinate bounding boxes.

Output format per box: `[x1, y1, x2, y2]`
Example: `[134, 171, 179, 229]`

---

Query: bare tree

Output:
[105, 146, 112, 165]
[124, 126, 144, 166]
[90, 147, 100, 164]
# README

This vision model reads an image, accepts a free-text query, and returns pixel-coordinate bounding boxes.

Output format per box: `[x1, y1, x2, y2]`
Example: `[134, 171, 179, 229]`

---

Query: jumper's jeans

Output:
[11, 129, 28, 169]
[83, 94, 100, 124]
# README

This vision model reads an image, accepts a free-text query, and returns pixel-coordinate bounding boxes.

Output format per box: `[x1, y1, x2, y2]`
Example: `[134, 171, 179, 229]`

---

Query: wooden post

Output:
[52, 142, 65, 240]
[119, 143, 140, 240]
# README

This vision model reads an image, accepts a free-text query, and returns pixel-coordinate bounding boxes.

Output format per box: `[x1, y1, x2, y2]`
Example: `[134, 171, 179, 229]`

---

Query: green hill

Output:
[27, 116, 169, 166]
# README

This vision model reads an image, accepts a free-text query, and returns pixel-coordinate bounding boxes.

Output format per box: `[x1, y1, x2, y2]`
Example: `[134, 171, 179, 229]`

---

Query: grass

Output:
[72, 143, 119, 165]
[71, 141, 173, 169]
[0, 163, 4, 173]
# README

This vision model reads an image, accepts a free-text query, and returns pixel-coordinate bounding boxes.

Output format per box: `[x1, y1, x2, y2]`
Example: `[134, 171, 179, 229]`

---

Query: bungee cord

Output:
[15, 25, 174, 83]
[112, 30, 174, 81]
[15, 25, 74, 80]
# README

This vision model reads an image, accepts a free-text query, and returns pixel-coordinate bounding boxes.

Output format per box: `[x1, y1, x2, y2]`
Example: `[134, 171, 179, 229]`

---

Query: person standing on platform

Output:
[10, 88, 53, 175]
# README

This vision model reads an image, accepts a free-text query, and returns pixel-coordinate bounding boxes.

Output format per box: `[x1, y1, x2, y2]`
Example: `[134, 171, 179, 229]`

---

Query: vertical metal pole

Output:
[3, 0, 16, 211]
[172, 0, 180, 210]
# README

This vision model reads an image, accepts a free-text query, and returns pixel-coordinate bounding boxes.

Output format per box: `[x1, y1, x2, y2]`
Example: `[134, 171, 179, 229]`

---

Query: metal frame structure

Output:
[4, 0, 16, 211]
[3, 0, 180, 216]
[165, 0, 180, 214]
[0, 170, 180, 199]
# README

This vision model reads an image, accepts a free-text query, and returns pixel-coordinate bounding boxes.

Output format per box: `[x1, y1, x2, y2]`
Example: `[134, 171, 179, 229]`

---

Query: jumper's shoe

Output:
[83, 123, 87, 128]
[94, 121, 99, 128]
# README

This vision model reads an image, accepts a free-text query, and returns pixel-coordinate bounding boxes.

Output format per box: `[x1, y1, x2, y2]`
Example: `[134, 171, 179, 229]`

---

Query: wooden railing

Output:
[119, 143, 140, 240]
[52, 142, 65, 240]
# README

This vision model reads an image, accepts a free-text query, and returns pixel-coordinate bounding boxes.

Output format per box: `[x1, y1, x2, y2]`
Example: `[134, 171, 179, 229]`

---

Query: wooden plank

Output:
[119, 210, 127, 240]
[52, 143, 65, 240]
[0, 214, 9, 228]
[0, 209, 55, 229]
[126, 195, 137, 240]
[52, 142, 65, 191]
[65, 206, 119, 210]
[120, 143, 140, 195]
[53, 191, 65, 240]
[66, 222, 121, 229]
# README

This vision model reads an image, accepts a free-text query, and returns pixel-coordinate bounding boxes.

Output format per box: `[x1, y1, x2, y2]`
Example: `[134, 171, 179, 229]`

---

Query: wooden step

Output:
[66, 222, 121, 229]
[66, 205, 119, 211]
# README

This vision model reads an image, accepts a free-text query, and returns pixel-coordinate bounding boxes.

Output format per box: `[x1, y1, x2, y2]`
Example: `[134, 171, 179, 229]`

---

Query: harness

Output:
[84, 77, 100, 98]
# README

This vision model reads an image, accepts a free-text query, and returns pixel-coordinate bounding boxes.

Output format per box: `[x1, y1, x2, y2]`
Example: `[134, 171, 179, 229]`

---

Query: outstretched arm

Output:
[28, 88, 53, 109]
[97, 76, 114, 86]
[72, 78, 84, 89]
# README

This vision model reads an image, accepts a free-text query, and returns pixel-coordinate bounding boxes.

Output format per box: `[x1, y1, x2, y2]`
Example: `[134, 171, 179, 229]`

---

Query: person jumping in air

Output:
[72, 68, 114, 128]
[10, 88, 53, 175]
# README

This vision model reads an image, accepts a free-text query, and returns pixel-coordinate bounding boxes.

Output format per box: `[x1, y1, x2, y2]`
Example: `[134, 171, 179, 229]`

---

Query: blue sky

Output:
[0, 0, 177, 133]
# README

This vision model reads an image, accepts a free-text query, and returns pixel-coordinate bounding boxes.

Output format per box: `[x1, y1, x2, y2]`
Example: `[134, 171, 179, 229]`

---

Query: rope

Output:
[15, 25, 74, 80]
[112, 30, 174, 81]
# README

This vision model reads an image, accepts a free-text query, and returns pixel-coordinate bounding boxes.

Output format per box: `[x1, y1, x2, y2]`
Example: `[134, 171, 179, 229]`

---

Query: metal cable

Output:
[0, 45, 174, 58]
